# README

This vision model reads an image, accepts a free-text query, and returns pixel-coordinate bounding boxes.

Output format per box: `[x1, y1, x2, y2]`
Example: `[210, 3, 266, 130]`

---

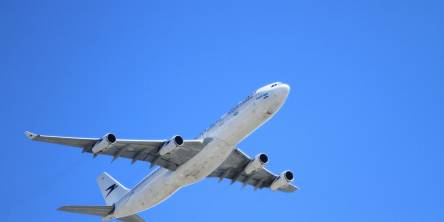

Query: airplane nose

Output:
[262, 83, 290, 115]
[273, 83, 290, 100]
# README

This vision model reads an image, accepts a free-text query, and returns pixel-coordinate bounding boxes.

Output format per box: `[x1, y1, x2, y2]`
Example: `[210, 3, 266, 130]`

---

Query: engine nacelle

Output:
[92, 133, 116, 153]
[244, 153, 268, 174]
[270, 170, 294, 191]
[159, 135, 184, 156]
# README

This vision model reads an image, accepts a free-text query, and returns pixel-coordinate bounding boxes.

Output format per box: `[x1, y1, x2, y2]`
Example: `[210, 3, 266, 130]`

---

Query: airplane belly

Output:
[114, 139, 234, 218]
[176, 99, 276, 184]
[175, 138, 233, 184]
[113, 169, 181, 217]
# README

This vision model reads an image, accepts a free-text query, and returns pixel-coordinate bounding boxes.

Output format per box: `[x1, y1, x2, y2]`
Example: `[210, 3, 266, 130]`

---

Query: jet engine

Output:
[92, 133, 117, 153]
[159, 135, 184, 156]
[244, 153, 268, 174]
[270, 170, 294, 191]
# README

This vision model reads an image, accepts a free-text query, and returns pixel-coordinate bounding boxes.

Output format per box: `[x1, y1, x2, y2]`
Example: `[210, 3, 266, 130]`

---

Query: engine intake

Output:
[270, 170, 294, 191]
[92, 133, 116, 153]
[159, 135, 184, 156]
[244, 153, 268, 174]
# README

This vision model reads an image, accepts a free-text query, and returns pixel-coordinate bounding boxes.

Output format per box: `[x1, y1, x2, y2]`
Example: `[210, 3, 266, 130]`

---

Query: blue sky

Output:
[1, 0, 443, 221]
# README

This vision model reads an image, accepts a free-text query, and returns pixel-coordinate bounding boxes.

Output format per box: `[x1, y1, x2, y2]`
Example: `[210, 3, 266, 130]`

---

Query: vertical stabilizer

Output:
[97, 172, 129, 205]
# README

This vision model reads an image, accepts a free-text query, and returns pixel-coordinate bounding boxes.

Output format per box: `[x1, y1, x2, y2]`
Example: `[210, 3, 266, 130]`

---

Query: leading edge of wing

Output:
[25, 131, 98, 147]
[25, 131, 96, 141]
[25, 131, 203, 147]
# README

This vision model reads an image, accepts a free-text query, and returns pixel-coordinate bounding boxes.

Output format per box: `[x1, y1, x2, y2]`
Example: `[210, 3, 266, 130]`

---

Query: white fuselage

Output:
[112, 82, 290, 218]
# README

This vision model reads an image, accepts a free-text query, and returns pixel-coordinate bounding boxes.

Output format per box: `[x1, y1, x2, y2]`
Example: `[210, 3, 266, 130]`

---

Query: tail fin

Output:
[97, 172, 129, 205]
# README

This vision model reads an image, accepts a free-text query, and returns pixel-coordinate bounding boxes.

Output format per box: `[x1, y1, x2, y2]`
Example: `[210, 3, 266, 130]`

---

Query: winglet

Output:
[25, 131, 38, 140]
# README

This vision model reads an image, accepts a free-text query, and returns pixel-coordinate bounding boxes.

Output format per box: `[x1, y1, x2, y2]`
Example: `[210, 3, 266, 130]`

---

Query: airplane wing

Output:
[25, 131, 205, 171]
[208, 148, 298, 192]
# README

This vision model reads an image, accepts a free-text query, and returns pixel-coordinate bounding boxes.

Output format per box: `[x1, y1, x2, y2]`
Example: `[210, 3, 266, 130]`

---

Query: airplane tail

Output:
[97, 172, 129, 206]
[58, 205, 144, 222]
[58, 173, 144, 222]
[59, 205, 114, 217]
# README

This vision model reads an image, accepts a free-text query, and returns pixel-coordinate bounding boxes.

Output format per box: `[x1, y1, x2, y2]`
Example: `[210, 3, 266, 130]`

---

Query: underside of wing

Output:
[25, 131, 206, 171]
[208, 148, 298, 192]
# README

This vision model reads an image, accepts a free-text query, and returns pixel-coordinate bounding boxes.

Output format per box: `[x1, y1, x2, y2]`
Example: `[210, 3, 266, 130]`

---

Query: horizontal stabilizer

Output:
[58, 205, 145, 222]
[118, 214, 145, 222]
[58, 205, 114, 217]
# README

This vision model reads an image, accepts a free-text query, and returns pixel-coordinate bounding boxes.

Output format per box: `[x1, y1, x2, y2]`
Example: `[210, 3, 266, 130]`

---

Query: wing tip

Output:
[24, 131, 38, 140]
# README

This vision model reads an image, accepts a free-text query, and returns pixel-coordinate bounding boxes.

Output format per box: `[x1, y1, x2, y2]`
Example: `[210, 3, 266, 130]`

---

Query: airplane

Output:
[25, 82, 297, 222]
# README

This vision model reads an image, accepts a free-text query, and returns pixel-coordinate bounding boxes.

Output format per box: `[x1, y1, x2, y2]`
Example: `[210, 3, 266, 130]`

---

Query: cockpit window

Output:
[271, 83, 278, 88]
